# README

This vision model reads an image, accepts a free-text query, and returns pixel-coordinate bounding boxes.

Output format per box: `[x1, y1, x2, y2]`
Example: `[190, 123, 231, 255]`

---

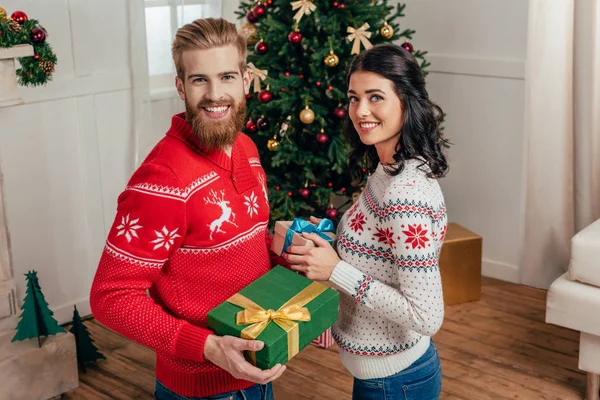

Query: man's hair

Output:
[172, 18, 247, 80]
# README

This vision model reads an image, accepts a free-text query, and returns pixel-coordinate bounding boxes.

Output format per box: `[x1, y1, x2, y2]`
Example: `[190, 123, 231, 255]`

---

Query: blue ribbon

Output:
[281, 218, 334, 255]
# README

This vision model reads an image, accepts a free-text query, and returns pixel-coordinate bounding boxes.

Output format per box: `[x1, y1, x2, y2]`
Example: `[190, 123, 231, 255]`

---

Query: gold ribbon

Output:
[227, 281, 328, 362]
[247, 62, 268, 93]
[290, 0, 317, 23]
[347, 23, 373, 55]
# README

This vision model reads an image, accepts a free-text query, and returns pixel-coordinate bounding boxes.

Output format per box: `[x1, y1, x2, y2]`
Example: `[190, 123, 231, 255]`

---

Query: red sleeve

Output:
[90, 163, 212, 362]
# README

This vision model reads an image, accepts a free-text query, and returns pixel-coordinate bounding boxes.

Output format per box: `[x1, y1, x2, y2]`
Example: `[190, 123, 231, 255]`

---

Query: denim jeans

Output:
[352, 341, 442, 400]
[154, 379, 274, 400]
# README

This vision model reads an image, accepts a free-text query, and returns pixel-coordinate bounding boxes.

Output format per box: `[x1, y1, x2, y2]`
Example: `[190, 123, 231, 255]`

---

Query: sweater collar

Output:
[167, 112, 234, 171]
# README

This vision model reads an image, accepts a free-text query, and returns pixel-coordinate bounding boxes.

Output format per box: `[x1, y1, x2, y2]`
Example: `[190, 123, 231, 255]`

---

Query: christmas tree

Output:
[69, 305, 105, 373]
[12, 270, 65, 347]
[237, 0, 432, 223]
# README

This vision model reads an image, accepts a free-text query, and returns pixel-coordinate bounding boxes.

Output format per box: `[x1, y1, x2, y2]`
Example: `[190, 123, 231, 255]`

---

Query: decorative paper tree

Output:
[69, 305, 105, 373]
[12, 270, 65, 347]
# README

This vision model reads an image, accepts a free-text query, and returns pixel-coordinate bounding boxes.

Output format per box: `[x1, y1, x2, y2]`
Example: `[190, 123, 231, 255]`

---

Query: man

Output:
[90, 18, 285, 400]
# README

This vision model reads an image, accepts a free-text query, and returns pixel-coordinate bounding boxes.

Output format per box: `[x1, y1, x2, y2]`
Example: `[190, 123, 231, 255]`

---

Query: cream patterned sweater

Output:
[329, 159, 447, 379]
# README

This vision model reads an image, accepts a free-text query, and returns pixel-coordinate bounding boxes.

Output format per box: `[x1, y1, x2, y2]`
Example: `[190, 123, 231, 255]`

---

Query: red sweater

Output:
[90, 113, 280, 397]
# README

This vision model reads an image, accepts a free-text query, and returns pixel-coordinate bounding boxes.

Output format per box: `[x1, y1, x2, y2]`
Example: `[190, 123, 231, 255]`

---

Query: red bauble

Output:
[258, 89, 272, 103]
[11, 11, 28, 25]
[30, 28, 46, 43]
[257, 116, 269, 130]
[401, 41, 414, 52]
[33, 54, 40, 60]
[333, 106, 347, 119]
[325, 208, 339, 220]
[316, 132, 329, 144]
[299, 188, 311, 199]
[255, 41, 268, 54]
[246, 11, 257, 23]
[253, 5, 266, 18]
[245, 92, 253, 100]
[288, 31, 302, 45]
[246, 120, 257, 133]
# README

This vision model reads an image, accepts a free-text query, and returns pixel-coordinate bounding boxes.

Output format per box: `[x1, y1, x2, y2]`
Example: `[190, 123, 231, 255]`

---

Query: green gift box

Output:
[207, 266, 339, 369]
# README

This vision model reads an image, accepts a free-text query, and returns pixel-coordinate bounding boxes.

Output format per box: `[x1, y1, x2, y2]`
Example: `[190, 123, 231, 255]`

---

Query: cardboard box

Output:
[271, 220, 336, 256]
[439, 223, 482, 306]
[207, 266, 339, 369]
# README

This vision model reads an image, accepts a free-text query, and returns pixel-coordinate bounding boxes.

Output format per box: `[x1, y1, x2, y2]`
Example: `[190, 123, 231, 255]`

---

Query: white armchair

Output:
[546, 219, 600, 400]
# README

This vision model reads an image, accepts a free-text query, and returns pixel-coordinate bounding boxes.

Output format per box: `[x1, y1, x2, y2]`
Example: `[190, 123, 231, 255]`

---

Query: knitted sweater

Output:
[329, 160, 447, 379]
[90, 113, 279, 398]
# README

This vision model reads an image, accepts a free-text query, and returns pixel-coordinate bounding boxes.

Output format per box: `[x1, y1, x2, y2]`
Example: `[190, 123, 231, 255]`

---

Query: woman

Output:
[284, 43, 448, 400]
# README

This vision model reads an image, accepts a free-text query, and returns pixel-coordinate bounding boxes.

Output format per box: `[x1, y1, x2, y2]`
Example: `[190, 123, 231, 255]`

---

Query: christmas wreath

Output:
[0, 8, 57, 87]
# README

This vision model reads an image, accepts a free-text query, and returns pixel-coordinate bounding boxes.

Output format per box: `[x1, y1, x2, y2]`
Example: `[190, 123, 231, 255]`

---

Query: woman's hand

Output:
[283, 217, 340, 281]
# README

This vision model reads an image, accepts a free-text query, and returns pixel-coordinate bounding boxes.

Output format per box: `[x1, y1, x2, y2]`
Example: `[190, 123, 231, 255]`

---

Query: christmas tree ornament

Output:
[316, 129, 329, 144]
[31, 28, 46, 43]
[268, 136, 280, 151]
[33, 54, 40, 60]
[279, 115, 292, 137]
[246, 119, 257, 133]
[0, 7, 7, 22]
[247, 62, 268, 92]
[8, 18, 21, 33]
[299, 185, 311, 199]
[246, 11, 258, 23]
[258, 87, 272, 103]
[300, 105, 315, 124]
[257, 116, 269, 130]
[325, 206, 339, 220]
[380, 21, 394, 39]
[11, 10, 28, 24]
[40, 60, 55, 75]
[253, 4, 266, 19]
[401, 40, 414, 52]
[347, 23, 373, 55]
[240, 22, 258, 46]
[246, 92, 253, 100]
[288, 30, 302, 45]
[324, 50, 339, 67]
[333, 106, 347, 119]
[291, 0, 317, 24]
[255, 39, 268, 54]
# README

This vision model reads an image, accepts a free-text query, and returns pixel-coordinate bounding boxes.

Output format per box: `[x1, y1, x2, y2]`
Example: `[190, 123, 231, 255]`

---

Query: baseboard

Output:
[482, 259, 520, 284]
[52, 297, 92, 327]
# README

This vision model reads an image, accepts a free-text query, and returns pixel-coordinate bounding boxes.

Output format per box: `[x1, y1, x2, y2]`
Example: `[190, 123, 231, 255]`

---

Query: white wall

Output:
[0, 0, 134, 324]
[400, 0, 529, 283]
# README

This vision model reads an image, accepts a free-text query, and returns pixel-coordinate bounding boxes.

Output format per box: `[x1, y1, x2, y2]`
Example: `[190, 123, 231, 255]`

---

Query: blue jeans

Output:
[154, 379, 274, 400]
[352, 341, 442, 400]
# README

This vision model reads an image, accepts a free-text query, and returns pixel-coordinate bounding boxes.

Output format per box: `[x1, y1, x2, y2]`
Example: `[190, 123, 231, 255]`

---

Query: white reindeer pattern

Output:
[258, 173, 269, 204]
[205, 189, 238, 240]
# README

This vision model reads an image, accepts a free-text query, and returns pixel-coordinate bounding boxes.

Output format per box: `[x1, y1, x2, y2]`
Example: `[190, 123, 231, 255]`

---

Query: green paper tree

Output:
[69, 305, 105, 373]
[12, 270, 65, 347]
[237, 0, 446, 224]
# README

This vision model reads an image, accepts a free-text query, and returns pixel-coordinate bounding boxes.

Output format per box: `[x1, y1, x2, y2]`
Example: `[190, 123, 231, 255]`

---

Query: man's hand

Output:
[204, 335, 286, 384]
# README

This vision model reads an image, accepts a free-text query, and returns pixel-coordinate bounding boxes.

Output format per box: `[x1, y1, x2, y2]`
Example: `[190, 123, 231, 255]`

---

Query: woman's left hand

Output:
[283, 232, 341, 281]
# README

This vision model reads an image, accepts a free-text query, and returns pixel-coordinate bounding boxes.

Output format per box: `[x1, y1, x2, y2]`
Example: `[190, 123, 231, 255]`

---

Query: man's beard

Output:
[185, 96, 247, 152]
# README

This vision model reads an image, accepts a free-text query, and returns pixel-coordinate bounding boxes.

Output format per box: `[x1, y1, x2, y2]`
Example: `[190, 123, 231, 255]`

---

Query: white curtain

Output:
[521, 0, 600, 289]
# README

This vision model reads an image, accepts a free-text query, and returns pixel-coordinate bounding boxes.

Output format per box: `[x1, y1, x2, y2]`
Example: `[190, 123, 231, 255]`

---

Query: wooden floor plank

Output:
[61, 277, 586, 399]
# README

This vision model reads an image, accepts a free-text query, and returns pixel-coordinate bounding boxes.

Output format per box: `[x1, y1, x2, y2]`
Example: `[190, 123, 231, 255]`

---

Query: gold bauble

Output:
[267, 138, 280, 151]
[240, 22, 258, 46]
[299, 106, 315, 124]
[0, 8, 7, 22]
[380, 23, 394, 39]
[324, 51, 339, 68]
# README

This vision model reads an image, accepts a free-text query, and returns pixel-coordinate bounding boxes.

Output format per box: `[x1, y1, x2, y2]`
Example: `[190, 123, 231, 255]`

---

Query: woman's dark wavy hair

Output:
[343, 43, 449, 185]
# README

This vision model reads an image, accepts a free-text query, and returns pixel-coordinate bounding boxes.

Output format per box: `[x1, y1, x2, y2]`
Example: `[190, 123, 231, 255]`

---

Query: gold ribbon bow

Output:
[247, 62, 268, 93]
[347, 23, 373, 55]
[290, 0, 317, 23]
[227, 281, 328, 362]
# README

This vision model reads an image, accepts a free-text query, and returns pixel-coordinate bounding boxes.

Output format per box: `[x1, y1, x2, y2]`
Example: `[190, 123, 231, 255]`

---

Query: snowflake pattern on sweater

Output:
[329, 160, 447, 363]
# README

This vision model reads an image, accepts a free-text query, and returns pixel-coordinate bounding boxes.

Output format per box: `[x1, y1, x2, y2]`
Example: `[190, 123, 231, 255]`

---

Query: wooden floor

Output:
[63, 277, 586, 399]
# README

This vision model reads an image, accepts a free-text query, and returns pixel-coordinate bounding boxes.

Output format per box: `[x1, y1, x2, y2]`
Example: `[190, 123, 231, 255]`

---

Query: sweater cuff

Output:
[174, 322, 213, 362]
[329, 260, 366, 297]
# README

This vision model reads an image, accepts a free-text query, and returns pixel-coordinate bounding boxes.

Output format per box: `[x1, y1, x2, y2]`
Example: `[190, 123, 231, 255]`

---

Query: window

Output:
[144, 0, 224, 93]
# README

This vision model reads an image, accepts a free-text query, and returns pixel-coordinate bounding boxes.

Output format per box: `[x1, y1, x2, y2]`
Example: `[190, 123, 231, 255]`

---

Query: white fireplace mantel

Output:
[0, 44, 34, 108]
